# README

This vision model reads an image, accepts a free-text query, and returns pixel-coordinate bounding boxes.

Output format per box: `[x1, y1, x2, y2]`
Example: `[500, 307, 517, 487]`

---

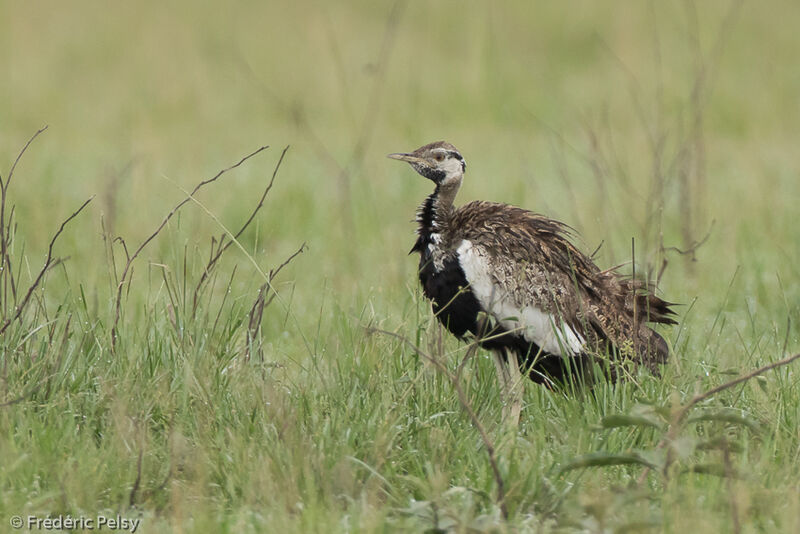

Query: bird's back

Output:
[446, 200, 675, 372]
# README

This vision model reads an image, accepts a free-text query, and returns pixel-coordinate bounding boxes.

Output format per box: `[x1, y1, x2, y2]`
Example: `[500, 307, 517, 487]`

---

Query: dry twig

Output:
[368, 327, 509, 519]
[191, 146, 289, 317]
[110, 146, 270, 346]
[636, 350, 800, 484]
[245, 242, 306, 361]
[0, 196, 94, 337]
[1, 126, 49, 316]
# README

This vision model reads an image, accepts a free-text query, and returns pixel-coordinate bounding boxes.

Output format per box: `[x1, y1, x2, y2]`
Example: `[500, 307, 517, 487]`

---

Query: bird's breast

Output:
[416, 245, 481, 339]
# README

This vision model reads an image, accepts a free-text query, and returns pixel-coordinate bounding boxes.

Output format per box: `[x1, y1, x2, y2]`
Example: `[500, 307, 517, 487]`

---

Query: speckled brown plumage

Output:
[389, 140, 676, 387]
[448, 201, 675, 371]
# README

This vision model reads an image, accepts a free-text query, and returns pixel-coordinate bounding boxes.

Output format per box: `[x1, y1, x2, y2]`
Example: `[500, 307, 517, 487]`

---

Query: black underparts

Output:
[417, 252, 593, 386]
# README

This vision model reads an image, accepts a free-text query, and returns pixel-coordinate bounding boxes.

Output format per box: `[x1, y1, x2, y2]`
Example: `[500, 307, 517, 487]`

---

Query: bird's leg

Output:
[505, 350, 523, 426]
[491, 349, 510, 385]
[492, 349, 523, 427]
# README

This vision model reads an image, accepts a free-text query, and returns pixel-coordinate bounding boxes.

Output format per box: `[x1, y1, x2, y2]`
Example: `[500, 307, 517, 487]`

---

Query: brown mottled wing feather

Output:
[451, 201, 675, 367]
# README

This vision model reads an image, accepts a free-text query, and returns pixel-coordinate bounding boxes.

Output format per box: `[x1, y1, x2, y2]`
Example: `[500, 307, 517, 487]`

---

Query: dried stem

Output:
[722, 444, 741, 534]
[262, 242, 306, 309]
[672, 351, 800, 425]
[245, 241, 306, 360]
[129, 446, 144, 508]
[637, 350, 800, 484]
[111, 145, 270, 346]
[245, 283, 267, 362]
[192, 146, 289, 317]
[0, 383, 44, 407]
[368, 327, 509, 519]
[1, 126, 49, 317]
[0, 196, 94, 337]
[2, 126, 49, 190]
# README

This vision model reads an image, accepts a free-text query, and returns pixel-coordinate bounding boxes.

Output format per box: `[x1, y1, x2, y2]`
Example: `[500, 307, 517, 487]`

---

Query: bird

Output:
[388, 140, 676, 424]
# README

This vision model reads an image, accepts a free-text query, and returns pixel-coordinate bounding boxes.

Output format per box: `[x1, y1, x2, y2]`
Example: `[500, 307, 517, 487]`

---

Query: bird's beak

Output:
[387, 152, 426, 164]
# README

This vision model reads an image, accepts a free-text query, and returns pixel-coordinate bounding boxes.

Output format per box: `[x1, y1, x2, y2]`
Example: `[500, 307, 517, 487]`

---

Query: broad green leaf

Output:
[630, 400, 673, 419]
[616, 520, 662, 533]
[756, 375, 769, 393]
[682, 463, 741, 478]
[687, 408, 762, 433]
[560, 452, 657, 473]
[696, 436, 744, 453]
[600, 413, 665, 430]
[669, 436, 697, 461]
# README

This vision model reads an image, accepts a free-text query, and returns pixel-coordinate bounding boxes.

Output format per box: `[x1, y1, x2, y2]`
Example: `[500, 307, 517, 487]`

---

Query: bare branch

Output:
[661, 220, 715, 258]
[674, 351, 800, 424]
[269, 242, 307, 281]
[247, 242, 306, 359]
[0, 196, 94, 337]
[2, 127, 48, 318]
[3, 125, 49, 191]
[722, 444, 741, 534]
[113, 236, 131, 264]
[0, 383, 44, 407]
[111, 145, 269, 345]
[129, 444, 144, 508]
[192, 146, 289, 316]
[263, 243, 306, 308]
[245, 283, 267, 362]
[637, 350, 800, 485]
[3, 205, 18, 308]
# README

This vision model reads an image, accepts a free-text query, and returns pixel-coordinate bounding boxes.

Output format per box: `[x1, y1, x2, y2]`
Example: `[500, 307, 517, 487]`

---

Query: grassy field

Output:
[2, 1, 800, 532]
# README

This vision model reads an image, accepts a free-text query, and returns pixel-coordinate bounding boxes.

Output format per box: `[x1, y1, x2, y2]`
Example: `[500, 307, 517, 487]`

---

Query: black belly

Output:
[418, 253, 482, 338]
[417, 251, 588, 385]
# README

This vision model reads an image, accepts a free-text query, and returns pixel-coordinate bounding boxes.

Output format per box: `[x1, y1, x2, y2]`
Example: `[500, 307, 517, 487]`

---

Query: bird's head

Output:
[388, 141, 466, 187]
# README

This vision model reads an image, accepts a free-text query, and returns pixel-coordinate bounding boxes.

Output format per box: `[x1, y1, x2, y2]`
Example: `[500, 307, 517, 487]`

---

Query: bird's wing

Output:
[456, 237, 587, 357]
[452, 201, 675, 363]
[452, 201, 612, 357]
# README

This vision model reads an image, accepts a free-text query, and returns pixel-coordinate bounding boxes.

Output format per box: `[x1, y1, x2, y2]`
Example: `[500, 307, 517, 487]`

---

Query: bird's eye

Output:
[433, 153, 444, 162]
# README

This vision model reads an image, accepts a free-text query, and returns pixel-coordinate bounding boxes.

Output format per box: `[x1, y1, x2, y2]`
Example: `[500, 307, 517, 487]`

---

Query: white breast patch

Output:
[456, 239, 585, 356]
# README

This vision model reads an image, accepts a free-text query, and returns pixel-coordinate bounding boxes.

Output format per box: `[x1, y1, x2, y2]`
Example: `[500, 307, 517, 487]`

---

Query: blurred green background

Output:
[3, 1, 799, 311]
[2, 1, 800, 531]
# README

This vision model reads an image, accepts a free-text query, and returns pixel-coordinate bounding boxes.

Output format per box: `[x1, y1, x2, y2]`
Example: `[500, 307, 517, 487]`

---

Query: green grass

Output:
[2, 1, 800, 532]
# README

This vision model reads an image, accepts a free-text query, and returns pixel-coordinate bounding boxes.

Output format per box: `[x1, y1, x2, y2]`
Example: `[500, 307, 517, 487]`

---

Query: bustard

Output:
[389, 141, 676, 424]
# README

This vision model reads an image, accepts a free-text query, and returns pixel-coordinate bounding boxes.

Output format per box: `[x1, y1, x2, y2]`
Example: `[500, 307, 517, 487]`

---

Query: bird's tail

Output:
[637, 325, 670, 368]
[617, 278, 676, 369]
[622, 278, 677, 326]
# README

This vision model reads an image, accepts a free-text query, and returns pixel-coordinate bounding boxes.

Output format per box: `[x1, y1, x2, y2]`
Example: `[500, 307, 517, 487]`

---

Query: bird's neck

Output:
[414, 181, 460, 253]
[434, 180, 460, 213]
